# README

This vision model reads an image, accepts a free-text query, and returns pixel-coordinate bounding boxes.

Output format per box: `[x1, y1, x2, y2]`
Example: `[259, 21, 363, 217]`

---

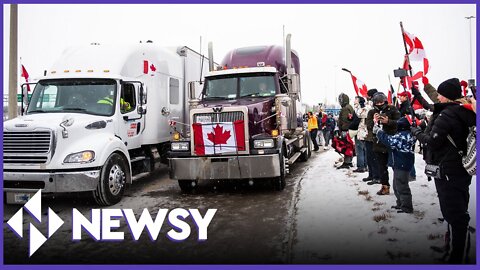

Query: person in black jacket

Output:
[411, 78, 476, 264]
[363, 89, 381, 183]
[366, 92, 400, 195]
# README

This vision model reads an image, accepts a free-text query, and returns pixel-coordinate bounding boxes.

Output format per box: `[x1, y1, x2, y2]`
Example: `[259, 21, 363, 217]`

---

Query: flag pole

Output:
[400, 22, 414, 78]
[400, 22, 418, 124]
[341, 68, 359, 96]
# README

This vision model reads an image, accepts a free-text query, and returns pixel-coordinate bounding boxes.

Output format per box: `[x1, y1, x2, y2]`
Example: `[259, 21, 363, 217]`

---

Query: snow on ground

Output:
[292, 149, 476, 264]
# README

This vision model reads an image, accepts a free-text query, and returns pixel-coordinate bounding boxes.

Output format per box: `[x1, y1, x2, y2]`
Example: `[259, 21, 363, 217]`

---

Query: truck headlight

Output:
[171, 142, 190, 151]
[63, 151, 95, 163]
[254, 139, 274, 149]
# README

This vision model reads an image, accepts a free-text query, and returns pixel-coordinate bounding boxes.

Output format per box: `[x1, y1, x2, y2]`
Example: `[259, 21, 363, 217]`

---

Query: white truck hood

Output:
[4, 113, 111, 132]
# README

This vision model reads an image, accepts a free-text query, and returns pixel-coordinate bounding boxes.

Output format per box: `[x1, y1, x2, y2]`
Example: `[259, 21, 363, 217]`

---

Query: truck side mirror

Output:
[188, 81, 196, 100]
[139, 84, 147, 105]
[288, 74, 300, 95]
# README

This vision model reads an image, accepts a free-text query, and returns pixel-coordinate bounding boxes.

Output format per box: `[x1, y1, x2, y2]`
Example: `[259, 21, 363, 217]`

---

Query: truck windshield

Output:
[27, 79, 117, 116]
[204, 73, 276, 100]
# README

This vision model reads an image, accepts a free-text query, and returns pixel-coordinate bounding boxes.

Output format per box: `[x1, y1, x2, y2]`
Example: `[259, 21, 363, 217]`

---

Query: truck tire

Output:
[299, 134, 311, 162]
[93, 153, 128, 206]
[178, 180, 198, 192]
[273, 147, 286, 191]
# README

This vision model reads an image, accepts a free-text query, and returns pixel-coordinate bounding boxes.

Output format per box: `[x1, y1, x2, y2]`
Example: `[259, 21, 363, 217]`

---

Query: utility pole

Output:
[465, 16, 475, 87]
[8, 4, 18, 120]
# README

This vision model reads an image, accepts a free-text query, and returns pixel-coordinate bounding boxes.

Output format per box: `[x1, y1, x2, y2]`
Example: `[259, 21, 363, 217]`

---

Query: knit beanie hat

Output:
[437, 78, 462, 101]
[397, 117, 411, 131]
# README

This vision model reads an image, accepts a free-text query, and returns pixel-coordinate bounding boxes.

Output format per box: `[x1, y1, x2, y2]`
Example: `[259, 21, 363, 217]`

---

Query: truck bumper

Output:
[169, 154, 280, 180]
[3, 169, 101, 193]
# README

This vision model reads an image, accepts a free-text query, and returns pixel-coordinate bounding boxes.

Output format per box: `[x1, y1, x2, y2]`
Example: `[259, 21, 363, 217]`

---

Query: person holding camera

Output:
[410, 78, 475, 263]
[366, 92, 400, 195]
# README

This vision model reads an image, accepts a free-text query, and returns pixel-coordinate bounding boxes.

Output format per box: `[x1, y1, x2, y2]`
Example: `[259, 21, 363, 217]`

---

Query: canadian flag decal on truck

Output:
[193, 121, 245, 155]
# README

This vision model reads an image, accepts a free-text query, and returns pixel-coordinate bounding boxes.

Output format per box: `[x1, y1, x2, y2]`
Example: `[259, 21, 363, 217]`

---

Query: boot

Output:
[337, 163, 353, 169]
[376, 185, 390, 195]
[362, 176, 373, 182]
[367, 179, 381, 185]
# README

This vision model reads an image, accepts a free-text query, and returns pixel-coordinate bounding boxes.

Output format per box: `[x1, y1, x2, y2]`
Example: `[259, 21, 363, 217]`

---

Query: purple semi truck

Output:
[169, 34, 310, 191]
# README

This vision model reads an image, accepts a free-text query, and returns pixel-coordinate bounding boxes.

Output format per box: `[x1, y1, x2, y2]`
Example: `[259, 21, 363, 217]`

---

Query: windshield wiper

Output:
[204, 96, 229, 100]
[28, 109, 47, 113]
[63, 107, 87, 112]
[240, 93, 261, 98]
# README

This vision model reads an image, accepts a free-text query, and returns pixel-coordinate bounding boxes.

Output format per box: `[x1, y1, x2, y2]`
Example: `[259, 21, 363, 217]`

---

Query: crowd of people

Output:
[306, 77, 476, 264]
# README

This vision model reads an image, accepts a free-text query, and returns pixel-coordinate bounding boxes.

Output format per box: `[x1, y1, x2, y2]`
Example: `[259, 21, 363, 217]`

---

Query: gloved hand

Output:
[372, 125, 381, 135]
[418, 120, 427, 130]
[411, 84, 421, 97]
[410, 126, 422, 136]
[422, 76, 429, 85]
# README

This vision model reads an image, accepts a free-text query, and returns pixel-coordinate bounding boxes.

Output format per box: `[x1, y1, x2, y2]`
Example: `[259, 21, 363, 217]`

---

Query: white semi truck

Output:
[3, 42, 209, 205]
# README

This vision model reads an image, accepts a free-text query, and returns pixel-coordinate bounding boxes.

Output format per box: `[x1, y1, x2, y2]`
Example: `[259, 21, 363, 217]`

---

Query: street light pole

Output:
[465, 16, 475, 87]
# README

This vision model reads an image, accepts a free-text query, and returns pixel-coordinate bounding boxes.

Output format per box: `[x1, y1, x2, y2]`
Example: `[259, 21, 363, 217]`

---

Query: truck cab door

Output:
[118, 82, 143, 150]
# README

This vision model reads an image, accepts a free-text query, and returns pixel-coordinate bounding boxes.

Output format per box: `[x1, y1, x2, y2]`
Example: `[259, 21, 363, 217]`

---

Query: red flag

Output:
[387, 89, 392, 104]
[349, 73, 368, 97]
[21, 64, 31, 92]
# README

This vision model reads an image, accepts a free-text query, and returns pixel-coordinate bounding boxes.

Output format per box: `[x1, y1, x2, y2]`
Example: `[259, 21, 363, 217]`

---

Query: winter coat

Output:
[326, 118, 336, 131]
[307, 115, 318, 131]
[398, 100, 412, 117]
[415, 102, 476, 177]
[354, 104, 369, 141]
[376, 130, 415, 171]
[338, 94, 354, 131]
[366, 104, 400, 153]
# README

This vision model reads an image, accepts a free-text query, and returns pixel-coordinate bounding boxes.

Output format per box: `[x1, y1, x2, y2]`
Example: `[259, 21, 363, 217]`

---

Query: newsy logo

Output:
[7, 190, 217, 257]
[6, 190, 64, 257]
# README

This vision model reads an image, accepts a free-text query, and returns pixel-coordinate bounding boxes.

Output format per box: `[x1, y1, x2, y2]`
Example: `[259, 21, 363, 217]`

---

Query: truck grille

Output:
[3, 131, 53, 164]
[193, 111, 244, 123]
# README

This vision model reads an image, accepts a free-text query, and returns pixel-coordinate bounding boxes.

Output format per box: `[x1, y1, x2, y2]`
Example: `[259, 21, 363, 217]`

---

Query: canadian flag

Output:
[143, 60, 157, 74]
[192, 120, 246, 156]
[350, 74, 368, 97]
[402, 30, 430, 88]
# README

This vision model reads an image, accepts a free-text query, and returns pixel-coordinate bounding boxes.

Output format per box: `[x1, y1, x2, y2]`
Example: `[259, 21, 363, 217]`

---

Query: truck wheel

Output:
[178, 180, 198, 192]
[300, 134, 311, 162]
[93, 153, 129, 206]
[273, 147, 286, 191]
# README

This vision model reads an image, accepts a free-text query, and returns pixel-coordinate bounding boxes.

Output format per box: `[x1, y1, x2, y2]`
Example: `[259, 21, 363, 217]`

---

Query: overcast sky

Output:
[3, 4, 477, 106]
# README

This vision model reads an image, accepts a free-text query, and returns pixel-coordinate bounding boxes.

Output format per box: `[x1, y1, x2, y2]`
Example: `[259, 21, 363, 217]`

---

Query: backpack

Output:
[462, 126, 476, 176]
[447, 126, 476, 176]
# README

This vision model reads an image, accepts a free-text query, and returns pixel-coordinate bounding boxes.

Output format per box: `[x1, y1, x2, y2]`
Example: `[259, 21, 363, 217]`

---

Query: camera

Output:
[393, 68, 408, 78]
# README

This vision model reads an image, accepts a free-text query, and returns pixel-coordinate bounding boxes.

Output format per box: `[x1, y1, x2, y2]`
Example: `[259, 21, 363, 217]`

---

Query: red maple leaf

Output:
[207, 124, 231, 145]
[150, 64, 156, 72]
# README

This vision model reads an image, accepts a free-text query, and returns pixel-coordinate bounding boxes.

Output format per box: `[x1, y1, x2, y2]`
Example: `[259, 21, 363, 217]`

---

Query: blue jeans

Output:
[355, 138, 367, 169]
